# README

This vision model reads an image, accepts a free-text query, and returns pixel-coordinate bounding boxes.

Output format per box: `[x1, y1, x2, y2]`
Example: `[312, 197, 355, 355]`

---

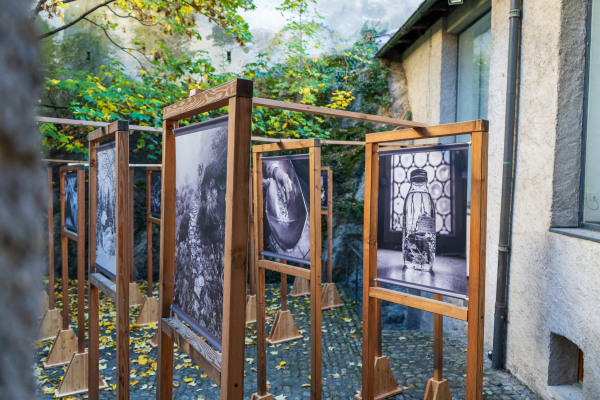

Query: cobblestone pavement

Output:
[35, 282, 541, 399]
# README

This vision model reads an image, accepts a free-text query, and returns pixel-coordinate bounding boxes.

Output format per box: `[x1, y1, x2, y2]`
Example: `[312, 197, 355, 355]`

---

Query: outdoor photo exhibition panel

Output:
[157, 78, 253, 400]
[376, 143, 469, 298]
[172, 116, 229, 349]
[88, 120, 131, 400]
[52, 165, 95, 397]
[261, 154, 311, 264]
[361, 120, 488, 400]
[252, 139, 322, 400]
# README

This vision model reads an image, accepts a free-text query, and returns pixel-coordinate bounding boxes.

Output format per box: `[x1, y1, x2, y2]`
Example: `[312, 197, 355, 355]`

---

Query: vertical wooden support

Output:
[309, 144, 323, 400]
[156, 119, 177, 400]
[129, 168, 144, 307]
[424, 295, 452, 400]
[465, 130, 488, 400]
[289, 276, 310, 297]
[77, 167, 86, 353]
[326, 167, 333, 284]
[246, 175, 257, 324]
[266, 261, 302, 345]
[220, 95, 253, 400]
[47, 166, 55, 310]
[60, 172, 69, 331]
[88, 140, 100, 400]
[115, 130, 131, 400]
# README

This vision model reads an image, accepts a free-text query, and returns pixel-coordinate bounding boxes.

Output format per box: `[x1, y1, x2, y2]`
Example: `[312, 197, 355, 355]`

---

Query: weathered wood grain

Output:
[89, 273, 116, 303]
[259, 259, 311, 280]
[365, 120, 488, 143]
[253, 138, 320, 153]
[161, 317, 222, 385]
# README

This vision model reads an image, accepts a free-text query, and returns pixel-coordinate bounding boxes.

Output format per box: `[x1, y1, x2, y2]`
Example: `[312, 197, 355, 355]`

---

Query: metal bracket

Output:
[509, 9, 521, 18]
[498, 244, 510, 253]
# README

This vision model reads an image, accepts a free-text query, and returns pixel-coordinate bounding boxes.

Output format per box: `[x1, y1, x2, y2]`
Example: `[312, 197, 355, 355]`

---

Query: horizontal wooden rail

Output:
[369, 286, 468, 321]
[161, 317, 222, 386]
[366, 120, 488, 143]
[253, 139, 319, 153]
[259, 259, 311, 280]
[148, 216, 161, 225]
[89, 273, 116, 303]
[61, 229, 78, 241]
[34, 116, 161, 133]
[253, 98, 426, 128]
[89, 120, 129, 142]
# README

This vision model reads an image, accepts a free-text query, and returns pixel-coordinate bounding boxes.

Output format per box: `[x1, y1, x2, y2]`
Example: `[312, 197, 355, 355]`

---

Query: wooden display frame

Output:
[156, 78, 253, 400]
[87, 120, 131, 400]
[137, 166, 161, 328]
[252, 139, 322, 400]
[360, 120, 489, 400]
[320, 166, 343, 310]
[38, 164, 63, 341]
[128, 167, 145, 307]
[246, 173, 257, 324]
[44, 165, 85, 370]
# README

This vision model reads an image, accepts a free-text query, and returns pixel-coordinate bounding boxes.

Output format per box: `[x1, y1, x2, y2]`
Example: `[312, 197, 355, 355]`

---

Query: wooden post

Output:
[465, 129, 488, 400]
[37, 165, 63, 341]
[246, 174, 257, 325]
[424, 295, 452, 400]
[88, 140, 100, 400]
[129, 168, 144, 307]
[60, 171, 69, 331]
[146, 168, 153, 292]
[320, 167, 343, 311]
[266, 260, 302, 345]
[157, 119, 176, 400]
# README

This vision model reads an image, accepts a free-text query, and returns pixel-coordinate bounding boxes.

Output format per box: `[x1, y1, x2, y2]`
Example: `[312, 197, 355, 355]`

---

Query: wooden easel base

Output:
[289, 277, 310, 297]
[251, 393, 275, 400]
[246, 295, 257, 324]
[40, 290, 49, 319]
[149, 329, 158, 348]
[424, 378, 452, 400]
[355, 356, 403, 400]
[321, 283, 344, 310]
[135, 296, 159, 325]
[55, 352, 108, 398]
[43, 329, 77, 368]
[266, 310, 303, 345]
[129, 282, 144, 307]
[37, 308, 62, 341]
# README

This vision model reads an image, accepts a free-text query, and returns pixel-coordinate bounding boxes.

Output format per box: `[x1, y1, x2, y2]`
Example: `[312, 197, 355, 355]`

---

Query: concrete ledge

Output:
[549, 227, 600, 244]
[549, 384, 582, 400]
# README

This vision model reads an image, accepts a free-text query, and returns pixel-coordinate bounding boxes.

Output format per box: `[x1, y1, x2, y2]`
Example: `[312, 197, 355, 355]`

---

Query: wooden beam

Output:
[163, 78, 253, 120]
[161, 317, 222, 386]
[368, 287, 468, 321]
[34, 116, 160, 133]
[62, 229, 78, 241]
[253, 97, 426, 128]
[148, 216, 161, 225]
[59, 164, 85, 172]
[366, 120, 488, 143]
[89, 273, 116, 303]
[258, 259, 311, 280]
[253, 138, 319, 153]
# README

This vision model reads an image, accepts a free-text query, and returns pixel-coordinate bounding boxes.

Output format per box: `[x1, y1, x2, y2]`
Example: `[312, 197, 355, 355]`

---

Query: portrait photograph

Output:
[95, 144, 117, 278]
[321, 170, 328, 210]
[376, 143, 469, 298]
[262, 154, 311, 264]
[64, 173, 78, 232]
[172, 116, 228, 348]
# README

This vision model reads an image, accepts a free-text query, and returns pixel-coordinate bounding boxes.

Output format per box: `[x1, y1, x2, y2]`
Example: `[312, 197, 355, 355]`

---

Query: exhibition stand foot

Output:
[289, 277, 310, 297]
[135, 296, 159, 325]
[246, 294, 257, 324]
[266, 309, 303, 345]
[37, 308, 62, 341]
[321, 283, 344, 310]
[129, 282, 144, 307]
[355, 356, 402, 400]
[424, 378, 452, 400]
[43, 328, 78, 368]
[55, 352, 108, 398]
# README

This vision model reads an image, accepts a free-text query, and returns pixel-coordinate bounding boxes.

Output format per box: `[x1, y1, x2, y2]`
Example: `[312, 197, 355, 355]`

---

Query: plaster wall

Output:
[398, 0, 600, 397]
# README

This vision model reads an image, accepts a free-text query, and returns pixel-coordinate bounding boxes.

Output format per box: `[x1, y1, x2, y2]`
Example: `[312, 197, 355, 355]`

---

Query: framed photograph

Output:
[64, 173, 78, 232]
[150, 171, 161, 218]
[172, 116, 228, 350]
[95, 143, 117, 278]
[261, 154, 311, 264]
[376, 143, 469, 298]
[321, 170, 328, 210]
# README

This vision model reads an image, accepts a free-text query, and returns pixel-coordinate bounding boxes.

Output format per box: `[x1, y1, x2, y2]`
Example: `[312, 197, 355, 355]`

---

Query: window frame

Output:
[580, 0, 600, 231]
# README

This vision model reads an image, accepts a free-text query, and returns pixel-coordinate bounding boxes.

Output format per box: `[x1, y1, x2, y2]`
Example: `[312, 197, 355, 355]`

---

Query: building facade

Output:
[379, 0, 599, 398]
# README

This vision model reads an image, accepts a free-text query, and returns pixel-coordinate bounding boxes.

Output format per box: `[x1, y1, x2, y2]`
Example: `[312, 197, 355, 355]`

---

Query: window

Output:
[455, 12, 491, 205]
[583, 0, 600, 228]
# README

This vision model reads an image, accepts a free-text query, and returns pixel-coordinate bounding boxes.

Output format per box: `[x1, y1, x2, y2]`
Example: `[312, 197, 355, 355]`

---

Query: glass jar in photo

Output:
[402, 168, 436, 271]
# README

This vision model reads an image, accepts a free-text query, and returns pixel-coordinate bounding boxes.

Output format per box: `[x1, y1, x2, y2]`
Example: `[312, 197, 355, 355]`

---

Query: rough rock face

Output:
[383, 59, 412, 121]
[0, 1, 44, 398]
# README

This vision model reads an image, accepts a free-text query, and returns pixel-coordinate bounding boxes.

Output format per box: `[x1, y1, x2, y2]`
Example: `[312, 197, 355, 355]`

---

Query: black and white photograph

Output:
[64, 173, 78, 232]
[150, 171, 161, 218]
[172, 117, 228, 348]
[376, 143, 469, 298]
[321, 170, 328, 210]
[262, 154, 311, 264]
[95, 144, 117, 277]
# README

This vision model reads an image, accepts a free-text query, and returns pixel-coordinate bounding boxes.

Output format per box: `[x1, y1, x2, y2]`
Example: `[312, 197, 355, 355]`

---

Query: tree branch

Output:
[37, 0, 117, 40]
[106, 6, 158, 27]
